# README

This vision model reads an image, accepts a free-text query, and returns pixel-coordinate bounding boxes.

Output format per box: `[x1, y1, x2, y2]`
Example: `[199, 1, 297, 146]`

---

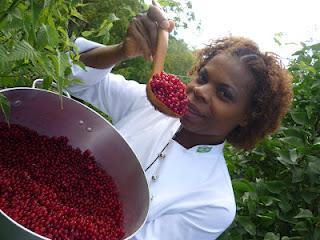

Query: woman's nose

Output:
[193, 85, 210, 103]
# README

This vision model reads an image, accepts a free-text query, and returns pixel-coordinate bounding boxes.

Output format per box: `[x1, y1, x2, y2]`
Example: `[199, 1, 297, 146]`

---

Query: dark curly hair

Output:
[189, 37, 293, 150]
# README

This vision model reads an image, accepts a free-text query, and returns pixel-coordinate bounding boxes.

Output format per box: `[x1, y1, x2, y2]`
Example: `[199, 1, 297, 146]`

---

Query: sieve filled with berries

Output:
[146, 28, 189, 118]
[0, 85, 149, 240]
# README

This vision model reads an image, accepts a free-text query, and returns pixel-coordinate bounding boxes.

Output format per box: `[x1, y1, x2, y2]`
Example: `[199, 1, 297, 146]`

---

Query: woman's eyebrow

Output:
[206, 66, 238, 93]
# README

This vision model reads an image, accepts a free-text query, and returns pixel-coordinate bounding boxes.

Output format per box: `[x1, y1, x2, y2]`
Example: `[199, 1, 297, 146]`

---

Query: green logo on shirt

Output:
[196, 146, 212, 153]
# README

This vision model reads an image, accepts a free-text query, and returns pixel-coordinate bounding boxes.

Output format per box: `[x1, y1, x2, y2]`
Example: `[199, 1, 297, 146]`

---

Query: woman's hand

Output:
[122, 1, 175, 61]
[79, 1, 174, 69]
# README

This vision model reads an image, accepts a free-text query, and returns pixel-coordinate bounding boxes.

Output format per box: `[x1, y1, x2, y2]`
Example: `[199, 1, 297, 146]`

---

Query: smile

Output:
[186, 103, 205, 118]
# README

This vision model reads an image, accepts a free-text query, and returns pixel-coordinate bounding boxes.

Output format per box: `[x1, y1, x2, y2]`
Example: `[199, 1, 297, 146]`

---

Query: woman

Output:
[67, 3, 293, 240]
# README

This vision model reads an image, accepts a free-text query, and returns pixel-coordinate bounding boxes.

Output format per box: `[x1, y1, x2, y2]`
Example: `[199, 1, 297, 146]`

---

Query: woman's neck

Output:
[173, 128, 225, 149]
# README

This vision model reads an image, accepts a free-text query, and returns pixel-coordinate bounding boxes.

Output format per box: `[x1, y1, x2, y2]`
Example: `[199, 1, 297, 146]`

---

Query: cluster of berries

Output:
[150, 72, 188, 116]
[0, 123, 125, 240]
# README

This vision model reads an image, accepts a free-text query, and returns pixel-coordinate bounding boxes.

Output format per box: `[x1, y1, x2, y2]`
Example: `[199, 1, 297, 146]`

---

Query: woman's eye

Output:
[218, 87, 234, 101]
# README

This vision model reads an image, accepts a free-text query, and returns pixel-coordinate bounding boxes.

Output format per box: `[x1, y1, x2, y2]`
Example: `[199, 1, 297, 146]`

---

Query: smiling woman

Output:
[180, 53, 255, 147]
[66, 3, 293, 240]
[187, 37, 293, 150]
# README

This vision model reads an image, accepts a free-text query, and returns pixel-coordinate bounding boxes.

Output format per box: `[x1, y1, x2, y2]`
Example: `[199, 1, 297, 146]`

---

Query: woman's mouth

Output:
[185, 103, 204, 118]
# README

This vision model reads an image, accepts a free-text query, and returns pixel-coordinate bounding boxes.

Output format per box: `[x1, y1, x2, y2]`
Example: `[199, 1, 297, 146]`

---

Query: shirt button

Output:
[151, 195, 155, 201]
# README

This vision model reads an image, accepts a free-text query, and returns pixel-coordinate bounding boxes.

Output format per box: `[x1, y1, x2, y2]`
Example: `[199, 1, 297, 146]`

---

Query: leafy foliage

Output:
[165, 36, 195, 82]
[113, 36, 195, 83]
[0, 0, 84, 94]
[158, 0, 198, 33]
[220, 43, 320, 239]
[75, 0, 197, 82]
[0, 0, 196, 95]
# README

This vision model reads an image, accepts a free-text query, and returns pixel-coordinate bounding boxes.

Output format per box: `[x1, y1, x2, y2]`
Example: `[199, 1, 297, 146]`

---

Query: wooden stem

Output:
[151, 29, 169, 75]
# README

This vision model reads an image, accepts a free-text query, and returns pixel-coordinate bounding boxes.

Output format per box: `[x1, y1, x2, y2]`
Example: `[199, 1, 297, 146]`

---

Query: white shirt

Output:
[68, 37, 236, 240]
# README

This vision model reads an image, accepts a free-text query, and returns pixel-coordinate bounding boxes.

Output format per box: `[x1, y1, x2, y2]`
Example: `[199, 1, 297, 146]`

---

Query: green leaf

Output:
[293, 221, 308, 232]
[265, 181, 286, 194]
[301, 191, 318, 204]
[264, 232, 280, 240]
[312, 228, 320, 240]
[257, 214, 273, 220]
[9, 40, 37, 62]
[81, 30, 95, 38]
[70, 7, 87, 22]
[0, 93, 10, 124]
[232, 179, 255, 198]
[282, 127, 306, 139]
[299, 61, 317, 74]
[313, 137, 320, 146]
[108, 13, 120, 22]
[277, 149, 297, 166]
[237, 216, 256, 236]
[247, 198, 256, 215]
[37, 24, 59, 47]
[294, 208, 314, 219]
[31, 0, 42, 27]
[0, 45, 9, 68]
[49, 50, 70, 78]
[260, 196, 280, 206]
[305, 105, 314, 120]
[308, 161, 320, 174]
[306, 155, 320, 174]
[311, 79, 320, 89]
[278, 199, 292, 213]
[41, 77, 53, 89]
[280, 136, 304, 148]
[35, 52, 54, 78]
[290, 111, 308, 125]
[310, 42, 320, 50]
[97, 19, 113, 37]
[102, 32, 110, 44]
[306, 155, 319, 162]
[291, 167, 304, 183]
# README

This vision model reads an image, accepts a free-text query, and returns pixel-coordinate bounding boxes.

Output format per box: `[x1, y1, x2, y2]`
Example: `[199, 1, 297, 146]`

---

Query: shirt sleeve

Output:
[67, 37, 147, 124]
[131, 202, 235, 240]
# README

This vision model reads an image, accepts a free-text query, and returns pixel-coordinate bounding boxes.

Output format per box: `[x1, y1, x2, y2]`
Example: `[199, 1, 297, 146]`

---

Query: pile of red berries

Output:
[150, 72, 188, 116]
[0, 123, 124, 240]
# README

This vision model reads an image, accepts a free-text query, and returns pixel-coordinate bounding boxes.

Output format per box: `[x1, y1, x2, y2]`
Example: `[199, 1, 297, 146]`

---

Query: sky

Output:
[150, 0, 320, 63]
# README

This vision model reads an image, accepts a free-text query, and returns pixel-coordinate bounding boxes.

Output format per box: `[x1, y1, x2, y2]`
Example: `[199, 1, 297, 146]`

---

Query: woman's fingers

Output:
[167, 20, 175, 33]
[140, 15, 158, 57]
[127, 16, 153, 60]
[147, 4, 175, 33]
[124, 1, 175, 60]
[147, 5, 168, 30]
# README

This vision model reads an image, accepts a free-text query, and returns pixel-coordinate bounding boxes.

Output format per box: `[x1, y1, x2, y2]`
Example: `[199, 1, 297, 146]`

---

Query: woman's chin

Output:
[179, 116, 200, 133]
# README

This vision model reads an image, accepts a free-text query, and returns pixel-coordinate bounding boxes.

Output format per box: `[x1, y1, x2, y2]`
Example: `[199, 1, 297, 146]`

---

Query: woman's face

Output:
[180, 53, 254, 143]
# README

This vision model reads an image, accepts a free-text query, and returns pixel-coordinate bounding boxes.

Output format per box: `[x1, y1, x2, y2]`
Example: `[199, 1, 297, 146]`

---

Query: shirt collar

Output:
[170, 123, 225, 155]
[171, 139, 225, 155]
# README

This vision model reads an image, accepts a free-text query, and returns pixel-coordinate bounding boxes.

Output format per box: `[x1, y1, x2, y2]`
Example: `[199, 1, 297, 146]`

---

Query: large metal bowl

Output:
[0, 87, 149, 240]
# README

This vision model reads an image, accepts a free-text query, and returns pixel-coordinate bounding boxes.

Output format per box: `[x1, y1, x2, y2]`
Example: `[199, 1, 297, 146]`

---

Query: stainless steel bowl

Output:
[0, 88, 149, 240]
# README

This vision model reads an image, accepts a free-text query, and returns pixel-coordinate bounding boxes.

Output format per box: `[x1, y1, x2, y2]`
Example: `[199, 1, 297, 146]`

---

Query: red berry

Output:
[150, 72, 188, 116]
[0, 123, 125, 240]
